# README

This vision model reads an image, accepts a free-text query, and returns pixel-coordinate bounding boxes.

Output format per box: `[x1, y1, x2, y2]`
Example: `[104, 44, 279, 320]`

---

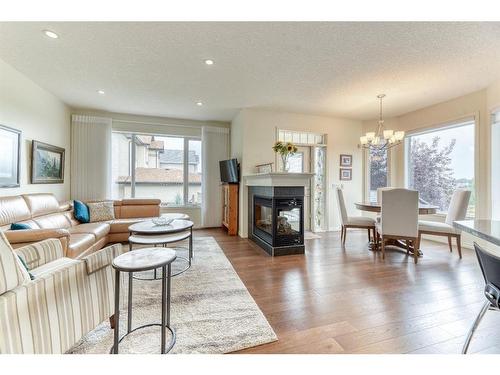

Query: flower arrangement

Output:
[272, 141, 298, 172]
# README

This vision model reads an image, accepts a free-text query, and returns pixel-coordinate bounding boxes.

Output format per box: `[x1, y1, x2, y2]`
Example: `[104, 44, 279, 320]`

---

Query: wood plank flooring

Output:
[195, 228, 500, 354]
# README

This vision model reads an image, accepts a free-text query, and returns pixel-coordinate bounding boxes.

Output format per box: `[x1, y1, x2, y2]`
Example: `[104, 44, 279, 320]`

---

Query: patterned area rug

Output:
[69, 237, 277, 354]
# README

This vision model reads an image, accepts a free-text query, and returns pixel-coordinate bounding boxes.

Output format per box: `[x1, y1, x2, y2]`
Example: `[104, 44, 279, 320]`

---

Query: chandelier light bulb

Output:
[366, 132, 375, 141]
[383, 130, 394, 139]
[360, 136, 368, 145]
[395, 131, 405, 141]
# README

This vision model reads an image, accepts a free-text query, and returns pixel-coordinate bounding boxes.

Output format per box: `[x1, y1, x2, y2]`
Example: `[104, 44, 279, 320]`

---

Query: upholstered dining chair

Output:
[375, 188, 419, 263]
[462, 243, 500, 353]
[336, 187, 376, 245]
[417, 189, 471, 259]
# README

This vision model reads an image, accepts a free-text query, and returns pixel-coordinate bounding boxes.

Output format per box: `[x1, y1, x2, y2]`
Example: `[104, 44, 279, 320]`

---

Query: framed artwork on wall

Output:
[0, 125, 21, 188]
[340, 154, 352, 167]
[31, 141, 65, 184]
[339, 168, 352, 181]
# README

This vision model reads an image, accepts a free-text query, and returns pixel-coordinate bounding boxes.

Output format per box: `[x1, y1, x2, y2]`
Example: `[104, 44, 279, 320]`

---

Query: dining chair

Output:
[335, 187, 376, 245]
[462, 243, 500, 353]
[375, 188, 419, 263]
[417, 189, 471, 259]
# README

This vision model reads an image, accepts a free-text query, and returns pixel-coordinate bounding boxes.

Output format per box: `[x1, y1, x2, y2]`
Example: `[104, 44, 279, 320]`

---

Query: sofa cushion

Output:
[32, 213, 72, 229]
[68, 234, 96, 256]
[73, 200, 90, 223]
[23, 194, 60, 218]
[0, 196, 31, 226]
[0, 232, 30, 295]
[69, 223, 110, 241]
[88, 201, 115, 222]
[107, 218, 150, 233]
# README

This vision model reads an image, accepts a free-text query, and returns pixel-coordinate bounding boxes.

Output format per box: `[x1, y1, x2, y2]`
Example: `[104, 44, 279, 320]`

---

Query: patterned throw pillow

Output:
[87, 201, 115, 223]
[0, 232, 31, 294]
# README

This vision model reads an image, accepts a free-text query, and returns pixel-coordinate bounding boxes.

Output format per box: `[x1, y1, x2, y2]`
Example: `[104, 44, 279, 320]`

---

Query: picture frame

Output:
[0, 124, 21, 188]
[256, 162, 273, 174]
[339, 168, 352, 181]
[340, 154, 352, 167]
[31, 140, 65, 184]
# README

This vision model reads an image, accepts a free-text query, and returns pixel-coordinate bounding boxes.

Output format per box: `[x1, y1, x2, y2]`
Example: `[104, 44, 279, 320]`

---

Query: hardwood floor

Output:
[195, 228, 500, 354]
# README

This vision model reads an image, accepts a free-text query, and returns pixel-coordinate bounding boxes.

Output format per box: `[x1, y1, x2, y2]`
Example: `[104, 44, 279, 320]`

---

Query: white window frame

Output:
[364, 148, 391, 202]
[113, 131, 202, 208]
[403, 116, 477, 217]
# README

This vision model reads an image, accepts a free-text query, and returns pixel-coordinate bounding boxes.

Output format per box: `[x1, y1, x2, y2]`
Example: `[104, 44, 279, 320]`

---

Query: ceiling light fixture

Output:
[204, 59, 214, 65]
[359, 94, 405, 151]
[196, 101, 203, 106]
[43, 30, 59, 39]
[97, 90, 105, 95]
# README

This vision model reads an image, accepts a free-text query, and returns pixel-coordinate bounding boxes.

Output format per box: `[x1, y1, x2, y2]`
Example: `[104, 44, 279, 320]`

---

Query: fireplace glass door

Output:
[254, 197, 273, 236]
[276, 207, 301, 235]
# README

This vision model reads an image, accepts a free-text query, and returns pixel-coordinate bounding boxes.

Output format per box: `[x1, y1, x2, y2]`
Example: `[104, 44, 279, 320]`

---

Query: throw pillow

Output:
[0, 232, 31, 294]
[10, 223, 32, 230]
[73, 200, 90, 223]
[88, 201, 115, 222]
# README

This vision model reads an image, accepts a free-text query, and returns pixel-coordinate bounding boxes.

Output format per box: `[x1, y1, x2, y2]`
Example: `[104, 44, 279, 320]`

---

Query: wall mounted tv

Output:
[219, 158, 239, 183]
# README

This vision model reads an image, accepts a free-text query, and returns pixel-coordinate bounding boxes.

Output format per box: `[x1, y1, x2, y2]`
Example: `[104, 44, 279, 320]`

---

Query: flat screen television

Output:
[219, 158, 239, 183]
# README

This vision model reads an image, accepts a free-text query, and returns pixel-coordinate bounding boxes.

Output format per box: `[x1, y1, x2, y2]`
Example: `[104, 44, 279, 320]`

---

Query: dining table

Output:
[355, 201, 439, 256]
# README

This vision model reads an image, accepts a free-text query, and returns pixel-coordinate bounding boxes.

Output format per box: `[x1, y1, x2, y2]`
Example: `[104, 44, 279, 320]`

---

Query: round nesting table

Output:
[111, 248, 177, 354]
[129, 219, 194, 279]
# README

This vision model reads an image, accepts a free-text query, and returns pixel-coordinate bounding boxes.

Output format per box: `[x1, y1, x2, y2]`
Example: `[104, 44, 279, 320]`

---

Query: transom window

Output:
[111, 132, 202, 207]
[405, 119, 475, 216]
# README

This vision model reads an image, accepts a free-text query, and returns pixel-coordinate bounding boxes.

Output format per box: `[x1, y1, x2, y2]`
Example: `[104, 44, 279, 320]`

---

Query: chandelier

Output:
[359, 94, 404, 150]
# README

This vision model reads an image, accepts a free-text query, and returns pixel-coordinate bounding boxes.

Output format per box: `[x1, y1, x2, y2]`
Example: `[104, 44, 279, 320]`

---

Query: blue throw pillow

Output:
[10, 223, 31, 230]
[74, 200, 90, 223]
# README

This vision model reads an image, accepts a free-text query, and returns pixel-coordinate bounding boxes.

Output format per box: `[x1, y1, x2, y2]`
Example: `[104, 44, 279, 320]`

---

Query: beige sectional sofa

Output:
[0, 193, 161, 258]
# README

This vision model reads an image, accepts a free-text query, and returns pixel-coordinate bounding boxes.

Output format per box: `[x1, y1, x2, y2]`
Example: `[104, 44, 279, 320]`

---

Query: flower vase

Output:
[281, 154, 290, 172]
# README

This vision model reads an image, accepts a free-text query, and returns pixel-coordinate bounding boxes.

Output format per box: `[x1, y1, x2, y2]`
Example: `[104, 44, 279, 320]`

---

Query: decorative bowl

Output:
[152, 217, 174, 226]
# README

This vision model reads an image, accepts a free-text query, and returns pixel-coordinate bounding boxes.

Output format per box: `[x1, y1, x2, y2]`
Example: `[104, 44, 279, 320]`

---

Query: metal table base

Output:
[112, 263, 176, 354]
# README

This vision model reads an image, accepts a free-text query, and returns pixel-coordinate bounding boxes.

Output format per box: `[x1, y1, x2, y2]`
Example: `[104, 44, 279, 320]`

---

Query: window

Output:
[367, 147, 388, 202]
[405, 120, 475, 216]
[111, 132, 202, 207]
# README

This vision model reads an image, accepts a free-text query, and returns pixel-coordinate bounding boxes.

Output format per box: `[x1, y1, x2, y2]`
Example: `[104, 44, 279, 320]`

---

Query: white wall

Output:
[0, 59, 71, 201]
[231, 108, 364, 237]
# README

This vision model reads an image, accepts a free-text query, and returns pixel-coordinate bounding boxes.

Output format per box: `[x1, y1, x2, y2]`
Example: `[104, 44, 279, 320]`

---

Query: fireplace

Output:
[249, 186, 305, 256]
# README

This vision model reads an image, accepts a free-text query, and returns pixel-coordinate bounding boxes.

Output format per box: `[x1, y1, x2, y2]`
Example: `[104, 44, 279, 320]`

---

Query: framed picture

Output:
[31, 141, 65, 184]
[256, 162, 273, 174]
[339, 168, 352, 181]
[340, 154, 352, 167]
[0, 125, 21, 188]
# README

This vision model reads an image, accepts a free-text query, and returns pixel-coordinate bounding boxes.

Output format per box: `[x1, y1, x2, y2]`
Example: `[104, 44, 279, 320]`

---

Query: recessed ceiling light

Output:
[97, 90, 105, 95]
[43, 30, 59, 39]
[196, 101, 203, 106]
[204, 59, 214, 65]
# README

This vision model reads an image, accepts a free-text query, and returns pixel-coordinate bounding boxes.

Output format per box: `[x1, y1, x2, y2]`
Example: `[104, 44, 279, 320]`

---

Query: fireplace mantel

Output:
[244, 172, 314, 187]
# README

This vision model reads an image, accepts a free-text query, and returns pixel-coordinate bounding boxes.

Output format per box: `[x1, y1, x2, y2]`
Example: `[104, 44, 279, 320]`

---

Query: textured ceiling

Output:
[1, 22, 500, 122]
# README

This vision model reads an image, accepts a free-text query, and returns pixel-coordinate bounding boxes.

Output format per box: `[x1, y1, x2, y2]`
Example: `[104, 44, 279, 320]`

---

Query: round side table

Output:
[111, 248, 177, 354]
[129, 231, 192, 279]
[128, 219, 194, 280]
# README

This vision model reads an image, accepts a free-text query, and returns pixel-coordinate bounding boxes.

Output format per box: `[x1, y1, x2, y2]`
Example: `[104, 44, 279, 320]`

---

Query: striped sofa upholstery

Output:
[0, 239, 124, 354]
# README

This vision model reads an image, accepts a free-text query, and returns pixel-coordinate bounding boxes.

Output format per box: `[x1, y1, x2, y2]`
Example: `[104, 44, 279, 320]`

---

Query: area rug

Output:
[69, 237, 277, 354]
